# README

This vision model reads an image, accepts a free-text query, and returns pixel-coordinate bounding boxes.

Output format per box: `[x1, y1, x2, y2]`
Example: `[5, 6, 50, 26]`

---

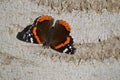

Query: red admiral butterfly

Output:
[16, 15, 76, 54]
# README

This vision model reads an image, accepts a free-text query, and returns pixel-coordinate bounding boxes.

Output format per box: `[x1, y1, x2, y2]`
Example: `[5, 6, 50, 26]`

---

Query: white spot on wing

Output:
[69, 46, 72, 49]
[30, 38, 33, 43]
[63, 48, 68, 53]
[29, 34, 31, 36]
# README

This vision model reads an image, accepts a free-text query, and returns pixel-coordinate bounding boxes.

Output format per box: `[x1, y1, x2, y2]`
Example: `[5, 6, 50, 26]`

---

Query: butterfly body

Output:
[17, 15, 76, 54]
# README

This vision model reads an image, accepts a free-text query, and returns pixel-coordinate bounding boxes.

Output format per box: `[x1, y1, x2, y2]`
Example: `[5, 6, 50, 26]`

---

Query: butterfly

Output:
[16, 15, 76, 54]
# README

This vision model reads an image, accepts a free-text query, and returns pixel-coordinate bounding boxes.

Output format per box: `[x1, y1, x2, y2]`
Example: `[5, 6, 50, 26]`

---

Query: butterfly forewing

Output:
[50, 20, 75, 54]
[50, 20, 70, 46]
[34, 16, 54, 44]
[17, 15, 54, 44]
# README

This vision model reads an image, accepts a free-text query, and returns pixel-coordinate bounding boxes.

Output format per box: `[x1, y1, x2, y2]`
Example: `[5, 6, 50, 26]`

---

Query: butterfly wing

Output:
[50, 20, 76, 54]
[16, 15, 54, 44]
[16, 16, 75, 54]
[16, 24, 39, 44]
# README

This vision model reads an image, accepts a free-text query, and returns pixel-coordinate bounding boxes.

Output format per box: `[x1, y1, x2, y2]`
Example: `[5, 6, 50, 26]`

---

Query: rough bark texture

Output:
[32, 0, 120, 13]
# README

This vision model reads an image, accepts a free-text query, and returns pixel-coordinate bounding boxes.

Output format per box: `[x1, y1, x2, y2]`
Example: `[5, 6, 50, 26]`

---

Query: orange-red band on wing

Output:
[32, 27, 41, 44]
[59, 20, 71, 31]
[55, 37, 71, 49]
[37, 15, 52, 23]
